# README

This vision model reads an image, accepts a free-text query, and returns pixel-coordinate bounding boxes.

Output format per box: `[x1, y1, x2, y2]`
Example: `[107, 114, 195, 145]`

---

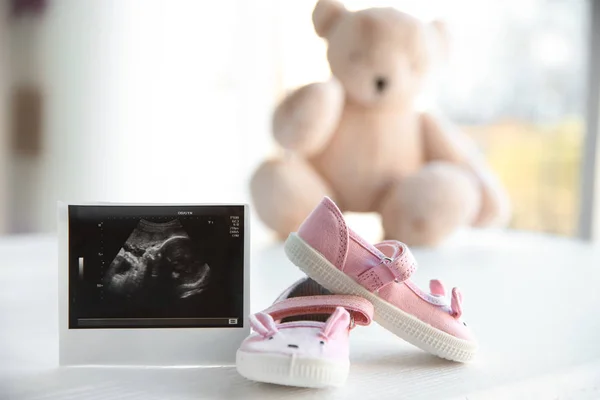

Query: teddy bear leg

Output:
[250, 157, 334, 239]
[379, 162, 482, 247]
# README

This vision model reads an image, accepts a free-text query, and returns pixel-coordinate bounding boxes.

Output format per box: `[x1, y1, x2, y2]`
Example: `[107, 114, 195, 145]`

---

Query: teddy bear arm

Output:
[420, 112, 511, 227]
[272, 80, 344, 156]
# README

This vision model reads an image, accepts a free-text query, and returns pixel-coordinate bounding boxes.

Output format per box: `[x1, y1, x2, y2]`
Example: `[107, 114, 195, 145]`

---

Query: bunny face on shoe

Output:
[241, 307, 352, 361]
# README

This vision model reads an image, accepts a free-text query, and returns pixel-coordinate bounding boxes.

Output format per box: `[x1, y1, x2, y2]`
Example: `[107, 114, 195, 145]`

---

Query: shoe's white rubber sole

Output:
[236, 350, 349, 388]
[285, 233, 478, 363]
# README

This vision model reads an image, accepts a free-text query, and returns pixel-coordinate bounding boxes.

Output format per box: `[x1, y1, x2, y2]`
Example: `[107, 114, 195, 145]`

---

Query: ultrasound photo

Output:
[104, 219, 211, 303]
[68, 205, 245, 329]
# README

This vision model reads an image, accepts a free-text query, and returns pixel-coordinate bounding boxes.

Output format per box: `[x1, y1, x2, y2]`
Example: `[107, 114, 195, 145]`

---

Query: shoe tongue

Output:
[280, 278, 332, 323]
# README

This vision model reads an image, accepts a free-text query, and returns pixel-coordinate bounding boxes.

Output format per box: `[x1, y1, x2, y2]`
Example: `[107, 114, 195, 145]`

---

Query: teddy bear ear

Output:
[313, 0, 346, 38]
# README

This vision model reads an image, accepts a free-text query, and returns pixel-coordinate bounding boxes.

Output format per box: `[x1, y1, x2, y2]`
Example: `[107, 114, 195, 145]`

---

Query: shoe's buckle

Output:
[372, 257, 394, 295]
[349, 314, 356, 329]
[381, 256, 399, 283]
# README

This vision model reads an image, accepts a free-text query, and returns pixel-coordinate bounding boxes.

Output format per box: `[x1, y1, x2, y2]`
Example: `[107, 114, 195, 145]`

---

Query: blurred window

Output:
[275, 0, 588, 236]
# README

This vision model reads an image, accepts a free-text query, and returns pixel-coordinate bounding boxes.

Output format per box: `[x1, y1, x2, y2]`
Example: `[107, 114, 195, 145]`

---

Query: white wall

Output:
[27, 0, 278, 232]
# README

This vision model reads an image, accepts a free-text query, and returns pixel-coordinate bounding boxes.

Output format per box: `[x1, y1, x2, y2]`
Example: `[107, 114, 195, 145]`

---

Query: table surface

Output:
[2, 221, 600, 399]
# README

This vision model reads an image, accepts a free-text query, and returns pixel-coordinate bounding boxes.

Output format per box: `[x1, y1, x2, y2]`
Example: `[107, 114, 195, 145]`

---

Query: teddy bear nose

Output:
[287, 344, 299, 349]
[375, 77, 387, 93]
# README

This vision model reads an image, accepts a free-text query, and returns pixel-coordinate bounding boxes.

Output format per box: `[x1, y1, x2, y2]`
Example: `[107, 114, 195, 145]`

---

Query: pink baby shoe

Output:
[236, 278, 374, 388]
[284, 197, 477, 362]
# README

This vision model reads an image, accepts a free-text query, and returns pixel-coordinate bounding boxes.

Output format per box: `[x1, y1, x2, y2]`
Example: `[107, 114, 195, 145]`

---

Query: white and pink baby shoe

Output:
[236, 278, 374, 388]
[284, 197, 477, 362]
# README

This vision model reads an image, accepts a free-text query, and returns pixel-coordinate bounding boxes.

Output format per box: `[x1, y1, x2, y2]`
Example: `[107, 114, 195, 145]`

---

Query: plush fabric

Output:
[251, 0, 509, 247]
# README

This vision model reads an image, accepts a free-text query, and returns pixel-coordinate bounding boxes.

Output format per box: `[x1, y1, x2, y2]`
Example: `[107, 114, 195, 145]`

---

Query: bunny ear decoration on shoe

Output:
[429, 279, 446, 297]
[429, 280, 464, 320]
[249, 312, 279, 337]
[321, 307, 351, 341]
[450, 287, 463, 319]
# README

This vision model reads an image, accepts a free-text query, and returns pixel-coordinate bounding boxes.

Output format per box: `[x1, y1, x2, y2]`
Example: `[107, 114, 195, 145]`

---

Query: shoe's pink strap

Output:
[261, 295, 374, 327]
[357, 241, 417, 293]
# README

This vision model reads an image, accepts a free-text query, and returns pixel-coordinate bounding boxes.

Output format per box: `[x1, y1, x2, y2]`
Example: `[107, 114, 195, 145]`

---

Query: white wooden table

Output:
[1, 224, 600, 399]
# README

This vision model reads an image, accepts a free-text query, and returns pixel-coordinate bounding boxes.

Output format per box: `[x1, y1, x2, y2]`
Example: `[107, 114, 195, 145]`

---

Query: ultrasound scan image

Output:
[68, 205, 244, 329]
[104, 219, 211, 303]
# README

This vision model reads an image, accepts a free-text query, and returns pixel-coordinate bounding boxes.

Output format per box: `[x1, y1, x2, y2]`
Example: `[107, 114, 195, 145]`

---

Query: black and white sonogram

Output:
[104, 219, 211, 303]
[68, 205, 245, 329]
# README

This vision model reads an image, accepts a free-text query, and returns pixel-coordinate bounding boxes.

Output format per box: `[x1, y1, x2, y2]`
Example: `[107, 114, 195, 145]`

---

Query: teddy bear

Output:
[251, 0, 510, 246]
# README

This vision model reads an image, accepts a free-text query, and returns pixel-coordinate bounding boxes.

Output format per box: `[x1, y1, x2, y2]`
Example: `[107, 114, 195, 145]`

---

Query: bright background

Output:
[0, 0, 590, 237]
